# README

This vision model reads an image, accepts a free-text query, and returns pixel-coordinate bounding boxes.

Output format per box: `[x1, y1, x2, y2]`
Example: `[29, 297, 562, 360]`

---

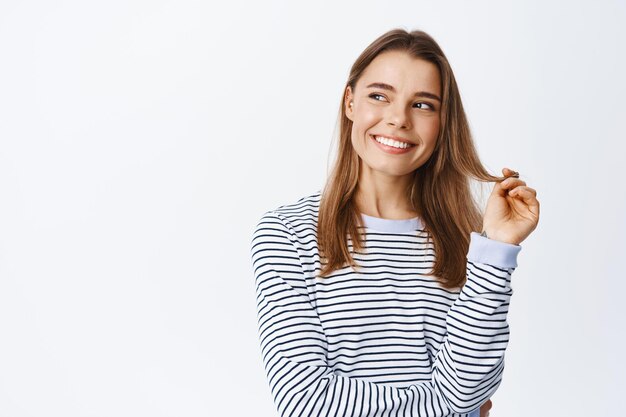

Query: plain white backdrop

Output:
[1, 1, 624, 416]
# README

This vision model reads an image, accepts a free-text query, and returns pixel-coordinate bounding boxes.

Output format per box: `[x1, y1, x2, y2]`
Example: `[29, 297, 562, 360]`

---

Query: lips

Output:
[370, 134, 416, 154]
[370, 134, 416, 146]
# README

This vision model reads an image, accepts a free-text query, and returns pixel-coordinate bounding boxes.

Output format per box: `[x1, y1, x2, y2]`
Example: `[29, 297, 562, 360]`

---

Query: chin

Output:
[369, 162, 417, 177]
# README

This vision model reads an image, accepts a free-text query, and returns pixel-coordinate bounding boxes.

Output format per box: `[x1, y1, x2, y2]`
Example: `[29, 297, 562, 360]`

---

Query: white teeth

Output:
[373, 135, 413, 149]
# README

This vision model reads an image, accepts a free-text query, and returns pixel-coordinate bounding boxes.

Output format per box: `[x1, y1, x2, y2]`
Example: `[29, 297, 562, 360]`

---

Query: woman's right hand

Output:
[480, 399, 493, 417]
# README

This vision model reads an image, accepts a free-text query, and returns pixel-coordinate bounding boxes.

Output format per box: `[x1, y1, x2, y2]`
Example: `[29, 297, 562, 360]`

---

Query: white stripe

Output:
[250, 190, 519, 417]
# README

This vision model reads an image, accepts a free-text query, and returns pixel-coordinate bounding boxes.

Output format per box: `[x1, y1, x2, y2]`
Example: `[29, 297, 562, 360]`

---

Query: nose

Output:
[386, 102, 411, 130]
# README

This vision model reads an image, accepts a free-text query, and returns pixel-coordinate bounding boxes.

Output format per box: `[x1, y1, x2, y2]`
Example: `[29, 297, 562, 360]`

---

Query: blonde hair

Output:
[317, 28, 506, 289]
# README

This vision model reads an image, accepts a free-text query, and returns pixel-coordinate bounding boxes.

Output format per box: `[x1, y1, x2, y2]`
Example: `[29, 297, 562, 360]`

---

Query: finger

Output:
[502, 167, 520, 178]
[494, 177, 526, 197]
[509, 186, 540, 215]
[510, 185, 537, 198]
[482, 399, 492, 411]
[479, 398, 493, 416]
[501, 177, 527, 190]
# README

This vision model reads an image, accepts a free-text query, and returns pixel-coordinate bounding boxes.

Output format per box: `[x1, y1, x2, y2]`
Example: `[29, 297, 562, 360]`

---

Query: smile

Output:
[370, 134, 416, 154]
[373, 135, 414, 149]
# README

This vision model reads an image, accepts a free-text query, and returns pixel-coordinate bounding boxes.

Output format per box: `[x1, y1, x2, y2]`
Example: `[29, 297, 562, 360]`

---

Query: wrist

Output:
[469, 231, 522, 268]
[480, 229, 520, 246]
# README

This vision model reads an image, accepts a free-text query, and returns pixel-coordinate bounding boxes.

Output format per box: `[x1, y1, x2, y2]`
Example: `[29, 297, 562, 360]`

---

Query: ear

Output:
[344, 86, 354, 121]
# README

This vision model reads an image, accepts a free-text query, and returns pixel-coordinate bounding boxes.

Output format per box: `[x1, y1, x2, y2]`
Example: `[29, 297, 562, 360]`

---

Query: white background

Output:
[1, 1, 624, 416]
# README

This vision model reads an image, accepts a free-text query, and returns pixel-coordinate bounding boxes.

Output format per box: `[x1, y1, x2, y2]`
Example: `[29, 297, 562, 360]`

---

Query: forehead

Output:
[356, 50, 441, 95]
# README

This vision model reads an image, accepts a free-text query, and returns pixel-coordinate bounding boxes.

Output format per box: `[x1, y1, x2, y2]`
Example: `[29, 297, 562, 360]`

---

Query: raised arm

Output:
[250, 211, 520, 417]
[433, 231, 522, 411]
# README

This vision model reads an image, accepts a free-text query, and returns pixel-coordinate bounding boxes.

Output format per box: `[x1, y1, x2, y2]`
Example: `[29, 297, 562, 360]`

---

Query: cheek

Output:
[350, 125, 365, 152]
[419, 118, 441, 144]
[351, 110, 379, 146]
[354, 106, 381, 129]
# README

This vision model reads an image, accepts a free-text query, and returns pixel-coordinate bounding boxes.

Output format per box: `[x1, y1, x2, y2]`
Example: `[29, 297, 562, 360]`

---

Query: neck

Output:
[355, 165, 417, 219]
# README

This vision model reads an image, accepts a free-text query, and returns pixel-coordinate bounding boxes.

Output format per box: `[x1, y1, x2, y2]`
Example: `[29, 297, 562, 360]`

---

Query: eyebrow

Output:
[365, 82, 441, 102]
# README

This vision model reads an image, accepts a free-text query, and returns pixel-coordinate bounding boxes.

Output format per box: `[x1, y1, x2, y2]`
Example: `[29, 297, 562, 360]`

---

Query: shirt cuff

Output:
[468, 407, 481, 417]
[467, 231, 522, 268]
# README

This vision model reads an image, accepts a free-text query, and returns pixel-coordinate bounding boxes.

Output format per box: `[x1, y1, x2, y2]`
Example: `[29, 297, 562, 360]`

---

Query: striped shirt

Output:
[250, 190, 522, 417]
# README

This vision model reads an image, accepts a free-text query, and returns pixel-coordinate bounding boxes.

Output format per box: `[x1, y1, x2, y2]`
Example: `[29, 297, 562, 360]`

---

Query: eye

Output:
[414, 102, 435, 111]
[369, 93, 435, 111]
[368, 93, 387, 102]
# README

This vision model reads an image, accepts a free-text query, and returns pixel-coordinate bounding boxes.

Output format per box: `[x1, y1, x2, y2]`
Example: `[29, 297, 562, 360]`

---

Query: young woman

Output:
[250, 28, 539, 417]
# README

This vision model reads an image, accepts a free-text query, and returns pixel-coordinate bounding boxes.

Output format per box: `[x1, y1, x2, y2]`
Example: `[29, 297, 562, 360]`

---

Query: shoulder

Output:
[252, 189, 321, 239]
[258, 189, 321, 227]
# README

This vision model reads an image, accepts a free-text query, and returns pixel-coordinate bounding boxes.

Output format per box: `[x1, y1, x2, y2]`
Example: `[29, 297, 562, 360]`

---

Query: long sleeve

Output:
[250, 211, 521, 417]
[433, 231, 521, 412]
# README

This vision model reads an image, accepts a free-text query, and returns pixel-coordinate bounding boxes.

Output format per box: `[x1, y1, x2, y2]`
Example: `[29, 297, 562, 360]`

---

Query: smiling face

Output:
[345, 49, 442, 178]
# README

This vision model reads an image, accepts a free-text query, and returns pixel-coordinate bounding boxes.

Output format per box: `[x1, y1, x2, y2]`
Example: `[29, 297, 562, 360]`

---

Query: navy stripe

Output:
[250, 190, 519, 417]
